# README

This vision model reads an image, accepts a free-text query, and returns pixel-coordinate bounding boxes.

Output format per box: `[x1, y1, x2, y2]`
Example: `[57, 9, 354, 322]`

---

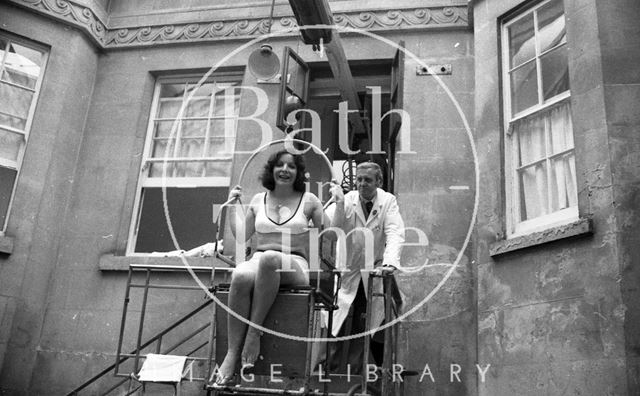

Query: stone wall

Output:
[0, 4, 100, 393]
[593, 1, 640, 393]
[473, 0, 638, 394]
[393, 29, 477, 395]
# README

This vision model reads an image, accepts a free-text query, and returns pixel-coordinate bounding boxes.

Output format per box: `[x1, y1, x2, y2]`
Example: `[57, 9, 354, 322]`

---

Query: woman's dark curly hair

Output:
[260, 150, 307, 192]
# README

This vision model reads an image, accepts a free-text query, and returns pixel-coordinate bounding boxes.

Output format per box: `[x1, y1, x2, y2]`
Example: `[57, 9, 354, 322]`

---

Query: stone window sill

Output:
[489, 218, 593, 257]
[0, 234, 14, 254]
[99, 253, 233, 272]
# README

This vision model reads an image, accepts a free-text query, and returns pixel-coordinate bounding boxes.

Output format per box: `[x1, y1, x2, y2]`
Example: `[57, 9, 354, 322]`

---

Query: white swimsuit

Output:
[245, 192, 311, 283]
[254, 192, 309, 235]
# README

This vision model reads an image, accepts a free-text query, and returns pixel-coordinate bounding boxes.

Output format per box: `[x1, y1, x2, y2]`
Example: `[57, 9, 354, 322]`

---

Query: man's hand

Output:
[372, 265, 396, 276]
[329, 179, 344, 203]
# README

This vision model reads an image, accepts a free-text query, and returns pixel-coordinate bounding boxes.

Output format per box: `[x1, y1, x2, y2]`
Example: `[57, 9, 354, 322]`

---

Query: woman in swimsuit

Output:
[215, 150, 327, 386]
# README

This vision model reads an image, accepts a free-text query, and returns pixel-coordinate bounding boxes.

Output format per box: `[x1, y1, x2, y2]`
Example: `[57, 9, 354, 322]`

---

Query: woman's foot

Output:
[213, 372, 237, 387]
[214, 355, 238, 387]
[241, 328, 262, 367]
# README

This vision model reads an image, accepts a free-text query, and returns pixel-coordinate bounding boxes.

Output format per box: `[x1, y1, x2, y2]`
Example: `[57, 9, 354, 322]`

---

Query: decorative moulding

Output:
[15, 0, 108, 46]
[9, 0, 469, 49]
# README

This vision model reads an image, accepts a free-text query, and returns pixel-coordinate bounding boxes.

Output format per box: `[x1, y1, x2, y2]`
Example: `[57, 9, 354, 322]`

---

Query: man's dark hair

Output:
[260, 150, 307, 192]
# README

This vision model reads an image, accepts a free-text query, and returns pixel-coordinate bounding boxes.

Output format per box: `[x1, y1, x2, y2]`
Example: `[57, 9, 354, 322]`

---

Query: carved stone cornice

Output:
[11, 0, 108, 46]
[332, 7, 468, 30]
[8, 0, 469, 49]
[105, 18, 294, 47]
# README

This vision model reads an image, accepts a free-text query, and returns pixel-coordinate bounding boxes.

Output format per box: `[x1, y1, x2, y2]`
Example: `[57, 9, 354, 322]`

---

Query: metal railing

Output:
[66, 264, 230, 395]
[68, 222, 338, 395]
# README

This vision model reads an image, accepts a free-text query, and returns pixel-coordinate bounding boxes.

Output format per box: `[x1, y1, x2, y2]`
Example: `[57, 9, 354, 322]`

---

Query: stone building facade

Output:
[0, 0, 637, 395]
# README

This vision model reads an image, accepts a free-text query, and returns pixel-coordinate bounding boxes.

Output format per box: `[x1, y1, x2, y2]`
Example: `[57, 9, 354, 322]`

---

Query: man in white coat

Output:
[329, 161, 405, 368]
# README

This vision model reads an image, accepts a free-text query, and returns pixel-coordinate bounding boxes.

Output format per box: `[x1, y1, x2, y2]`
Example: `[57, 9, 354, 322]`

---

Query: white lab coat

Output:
[331, 188, 405, 336]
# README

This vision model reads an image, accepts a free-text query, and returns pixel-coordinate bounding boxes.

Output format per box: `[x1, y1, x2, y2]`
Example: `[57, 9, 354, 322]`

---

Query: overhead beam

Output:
[288, 0, 369, 142]
[324, 32, 369, 139]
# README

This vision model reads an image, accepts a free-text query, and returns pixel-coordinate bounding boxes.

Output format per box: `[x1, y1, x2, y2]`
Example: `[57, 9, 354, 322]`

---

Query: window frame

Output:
[500, 0, 577, 238]
[0, 32, 49, 235]
[126, 71, 244, 255]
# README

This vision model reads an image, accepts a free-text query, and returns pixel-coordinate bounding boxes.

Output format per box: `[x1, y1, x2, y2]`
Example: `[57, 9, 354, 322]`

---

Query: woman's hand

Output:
[228, 185, 243, 202]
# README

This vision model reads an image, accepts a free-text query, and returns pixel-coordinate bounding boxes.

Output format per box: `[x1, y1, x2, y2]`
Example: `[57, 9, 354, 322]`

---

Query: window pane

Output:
[0, 128, 24, 162]
[134, 186, 229, 253]
[151, 138, 172, 158]
[148, 161, 209, 178]
[515, 115, 546, 165]
[207, 137, 233, 157]
[209, 118, 237, 138]
[16, 43, 43, 68]
[550, 152, 577, 212]
[0, 112, 27, 131]
[149, 162, 174, 178]
[213, 91, 241, 117]
[510, 61, 538, 114]
[182, 120, 208, 137]
[548, 102, 573, 153]
[1, 43, 43, 89]
[204, 161, 232, 178]
[541, 45, 569, 100]
[538, 0, 566, 53]
[519, 163, 548, 220]
[186, 82, 214, 98]
[174, 161, 203, 177]
[508, 13, 535, 68]
[157, 99, 182, 119]
[0, 82, 33, 121]
[286, 56, 307, 97]
[184, 98, 210, 118]
[160, 83, 186, 99]
[0, 166, 17, 228]
[209, 119, 225, 137]
[2, 69, 36, 90]
[153, 120, 178, 139]
[178, 138, 204, 158]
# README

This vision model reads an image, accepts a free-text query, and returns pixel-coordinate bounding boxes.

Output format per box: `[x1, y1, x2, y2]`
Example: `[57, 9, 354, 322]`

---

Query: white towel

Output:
[138, 354, 187, 382]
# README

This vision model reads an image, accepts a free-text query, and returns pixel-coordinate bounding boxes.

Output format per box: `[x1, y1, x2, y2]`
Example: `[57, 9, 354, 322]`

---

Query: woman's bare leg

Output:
[217, 261, 257, 380]
[241, 251, 308, 366]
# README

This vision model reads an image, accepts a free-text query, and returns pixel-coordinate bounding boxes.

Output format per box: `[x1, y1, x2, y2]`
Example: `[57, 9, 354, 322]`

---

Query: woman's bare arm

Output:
[307, 193, 330, 229]
[227, 187, 257, 242]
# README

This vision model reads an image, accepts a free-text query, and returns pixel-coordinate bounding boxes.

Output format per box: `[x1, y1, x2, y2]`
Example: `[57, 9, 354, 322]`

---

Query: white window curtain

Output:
[513, 101, 576, 221]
